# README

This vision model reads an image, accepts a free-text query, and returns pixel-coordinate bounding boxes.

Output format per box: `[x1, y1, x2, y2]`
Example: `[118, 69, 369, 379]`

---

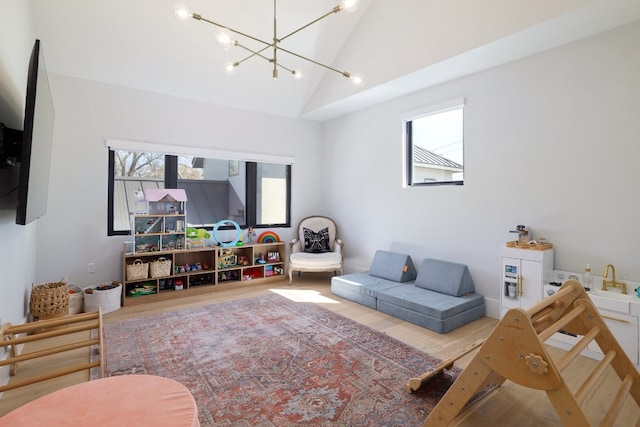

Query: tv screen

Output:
[16, 39, 55, 225]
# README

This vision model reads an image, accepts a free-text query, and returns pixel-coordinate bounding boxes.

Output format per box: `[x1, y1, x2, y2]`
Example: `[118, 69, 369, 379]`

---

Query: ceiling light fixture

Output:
[174, 1, 364, 87]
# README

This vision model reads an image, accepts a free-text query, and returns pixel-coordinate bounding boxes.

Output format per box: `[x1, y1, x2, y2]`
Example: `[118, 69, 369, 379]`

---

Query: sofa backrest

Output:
[415, 258, 475, 296]
[369, 250, 417, 283]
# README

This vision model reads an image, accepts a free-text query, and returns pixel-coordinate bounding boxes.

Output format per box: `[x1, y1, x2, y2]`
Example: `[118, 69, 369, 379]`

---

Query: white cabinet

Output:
[500, 247, 554, 317]
[544, 271, 640, 367]
[549, 305, 639, 366]
[587, 309, 639, 365]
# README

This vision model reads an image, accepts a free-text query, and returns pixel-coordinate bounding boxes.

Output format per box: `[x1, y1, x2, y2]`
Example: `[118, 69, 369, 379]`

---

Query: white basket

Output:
[84, 282, 122, 314]
[68, 285, 84, 315]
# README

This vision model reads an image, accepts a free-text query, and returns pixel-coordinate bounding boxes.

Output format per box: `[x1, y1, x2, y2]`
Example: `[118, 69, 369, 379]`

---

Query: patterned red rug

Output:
[97, 293, 492, 426]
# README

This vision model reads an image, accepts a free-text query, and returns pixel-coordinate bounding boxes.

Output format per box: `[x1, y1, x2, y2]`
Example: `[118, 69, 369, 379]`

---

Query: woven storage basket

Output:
[126, 259, 149, 280]
[29, 282, 69, 319]
[150, 257, 172, 278]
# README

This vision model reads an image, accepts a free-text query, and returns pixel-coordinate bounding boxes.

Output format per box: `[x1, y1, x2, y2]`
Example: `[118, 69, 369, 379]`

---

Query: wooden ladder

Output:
[422, 279, 640, 426]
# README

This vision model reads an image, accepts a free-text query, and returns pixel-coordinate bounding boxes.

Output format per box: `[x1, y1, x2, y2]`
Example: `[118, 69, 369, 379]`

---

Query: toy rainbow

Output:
[258, 231, 280, 243]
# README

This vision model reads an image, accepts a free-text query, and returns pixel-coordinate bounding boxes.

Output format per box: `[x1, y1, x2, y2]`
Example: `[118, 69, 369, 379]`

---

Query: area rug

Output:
[96, 293, 493, 426]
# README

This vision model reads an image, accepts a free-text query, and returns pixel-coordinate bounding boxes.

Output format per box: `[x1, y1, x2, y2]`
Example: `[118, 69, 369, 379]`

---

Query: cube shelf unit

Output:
[131, 190, 187, 253]
[132, 214, 186, 253]
[121, 242, 286, 306]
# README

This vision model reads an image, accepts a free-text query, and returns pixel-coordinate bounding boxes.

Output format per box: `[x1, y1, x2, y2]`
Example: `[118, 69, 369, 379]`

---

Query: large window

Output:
[108, 149, 291, 236]
[404, 99, 464, 186]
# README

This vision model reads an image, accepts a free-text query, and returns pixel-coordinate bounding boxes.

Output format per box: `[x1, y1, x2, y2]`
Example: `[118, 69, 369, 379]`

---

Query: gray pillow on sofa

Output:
[369, 250, 417, 283]
[415, 258, 475, 296]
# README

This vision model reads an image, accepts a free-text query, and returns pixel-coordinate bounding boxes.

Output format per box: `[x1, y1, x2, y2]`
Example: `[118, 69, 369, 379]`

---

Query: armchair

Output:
[288, 215, 344, 284]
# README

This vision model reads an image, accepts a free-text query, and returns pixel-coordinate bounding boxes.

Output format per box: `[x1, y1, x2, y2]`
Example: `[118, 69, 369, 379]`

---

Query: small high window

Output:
[404, 99, 464, 186]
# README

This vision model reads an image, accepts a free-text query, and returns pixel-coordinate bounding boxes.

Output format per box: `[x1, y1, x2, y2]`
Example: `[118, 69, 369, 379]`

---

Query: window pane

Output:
[112, 150, 165, 232]
[256, 163, 288, 225]
[408, 106, 464, 185]
[177, 156, 246, 228]
[109, 150, 291, 236]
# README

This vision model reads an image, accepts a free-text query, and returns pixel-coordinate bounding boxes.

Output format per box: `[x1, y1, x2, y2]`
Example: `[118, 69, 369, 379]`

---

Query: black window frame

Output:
[108, 151, 291, 236]
[404, 102, 465, 187]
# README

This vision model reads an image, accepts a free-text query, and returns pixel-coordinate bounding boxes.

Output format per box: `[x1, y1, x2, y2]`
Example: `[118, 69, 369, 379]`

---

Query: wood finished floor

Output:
[1, 273, 638, 426]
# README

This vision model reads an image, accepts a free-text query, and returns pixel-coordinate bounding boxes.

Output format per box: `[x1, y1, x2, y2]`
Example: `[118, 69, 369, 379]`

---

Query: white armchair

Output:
[288, 215, 344, 284]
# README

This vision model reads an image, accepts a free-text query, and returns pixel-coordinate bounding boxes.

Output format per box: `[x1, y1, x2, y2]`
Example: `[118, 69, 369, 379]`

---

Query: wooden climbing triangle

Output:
[0, 311, 104, 392]
[417, 279, 640, 426]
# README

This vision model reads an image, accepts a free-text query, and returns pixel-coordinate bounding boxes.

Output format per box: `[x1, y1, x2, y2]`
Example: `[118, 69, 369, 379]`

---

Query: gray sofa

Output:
[331, 250, 485, 333]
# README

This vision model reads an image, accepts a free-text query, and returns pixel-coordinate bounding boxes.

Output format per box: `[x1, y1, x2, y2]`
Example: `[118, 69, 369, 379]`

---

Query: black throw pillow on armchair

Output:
[303, 227, 331, 253]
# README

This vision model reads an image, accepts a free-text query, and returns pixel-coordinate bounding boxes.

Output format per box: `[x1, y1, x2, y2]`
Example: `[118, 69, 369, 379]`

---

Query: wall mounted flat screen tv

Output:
[16, 39, 55, 225]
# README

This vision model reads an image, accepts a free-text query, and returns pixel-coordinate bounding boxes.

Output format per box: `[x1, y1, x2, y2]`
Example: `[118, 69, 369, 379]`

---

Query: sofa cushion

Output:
[415, 258, 475, 296]
[377, 295, 486, 334]
[376, 285, 484, 320]
[368, 250, 417, 283]
[290, 251, 342, 268]
[331, 273, 407, 309]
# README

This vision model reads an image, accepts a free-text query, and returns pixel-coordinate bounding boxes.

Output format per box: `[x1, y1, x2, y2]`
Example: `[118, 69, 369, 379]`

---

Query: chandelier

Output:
[174, 1, 364, 86]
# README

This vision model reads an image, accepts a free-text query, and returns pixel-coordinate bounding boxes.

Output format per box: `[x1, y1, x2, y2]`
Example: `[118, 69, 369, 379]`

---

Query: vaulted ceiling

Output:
[28, 0, 640, 121]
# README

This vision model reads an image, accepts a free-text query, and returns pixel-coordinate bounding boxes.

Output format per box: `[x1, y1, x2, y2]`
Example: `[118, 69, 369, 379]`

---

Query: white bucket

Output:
[84, 282, 122, 314]
[68, 285, 84, 314]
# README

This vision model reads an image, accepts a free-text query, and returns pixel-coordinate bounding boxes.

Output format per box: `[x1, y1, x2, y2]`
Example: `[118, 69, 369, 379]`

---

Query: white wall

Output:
[35, 75, 325, 287]
[322, 22, 640, 318]
[0, 0, 37, 388]
[0, 1, 37, 323]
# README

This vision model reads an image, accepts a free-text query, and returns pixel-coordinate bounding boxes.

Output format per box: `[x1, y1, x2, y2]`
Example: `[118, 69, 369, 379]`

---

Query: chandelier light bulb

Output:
[340, 0, 359, 13]
[292, 69, 303, 80]
[350, 73, 364, 87]
[174, 3, 191, 20]
[215, 28, 235, 50]
[224, 62, 238, 75]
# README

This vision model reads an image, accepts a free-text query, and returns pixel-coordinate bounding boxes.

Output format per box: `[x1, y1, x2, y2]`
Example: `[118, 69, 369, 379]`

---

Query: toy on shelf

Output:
[507, 224, 553, 250]
[212, 220, 241, 247]
[267, 252, 280, 262]
[247, 226, 256, 244]
[218, 249, 238, 269]
[258, 231, 280, 243]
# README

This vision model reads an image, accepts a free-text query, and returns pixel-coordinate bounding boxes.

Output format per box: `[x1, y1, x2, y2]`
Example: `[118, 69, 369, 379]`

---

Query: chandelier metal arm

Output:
[235, 42, 295, 74]
[234, 43, 273, 66]
[276, 45, 350, 77]
[235, 44, 273, 66]
[192, 13, 272, 48]
[272, 2, 278, 78]
[279, 7, 341, 43]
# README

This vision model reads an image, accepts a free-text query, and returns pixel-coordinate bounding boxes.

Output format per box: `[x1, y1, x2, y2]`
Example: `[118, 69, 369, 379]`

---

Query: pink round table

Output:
[0, 375, 200, 427]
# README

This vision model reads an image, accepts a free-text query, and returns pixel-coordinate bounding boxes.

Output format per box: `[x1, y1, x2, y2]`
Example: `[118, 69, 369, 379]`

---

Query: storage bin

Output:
[68, 285, 84, 314]
[150, 257, 172, 278]
[126, 259, 149, 280]
[84, 282, 122, 314]
[30, 282, 69, 320]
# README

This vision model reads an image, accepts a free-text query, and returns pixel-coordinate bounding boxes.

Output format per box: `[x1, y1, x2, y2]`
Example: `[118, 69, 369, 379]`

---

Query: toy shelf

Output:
[121, 242, 286, 306]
